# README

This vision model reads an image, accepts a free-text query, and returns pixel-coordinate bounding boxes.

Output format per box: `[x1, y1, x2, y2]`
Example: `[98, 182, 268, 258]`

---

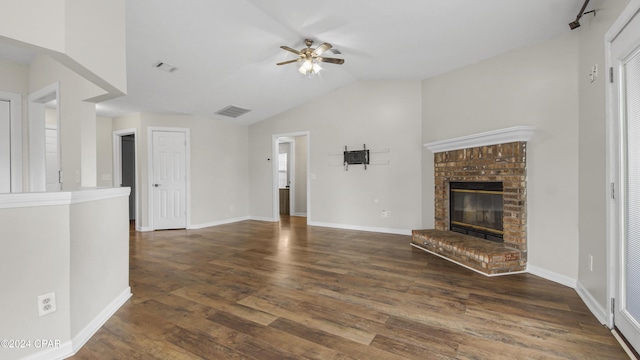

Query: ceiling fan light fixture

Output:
[278, 38, 343, 77]
[298, 59, 321, 76]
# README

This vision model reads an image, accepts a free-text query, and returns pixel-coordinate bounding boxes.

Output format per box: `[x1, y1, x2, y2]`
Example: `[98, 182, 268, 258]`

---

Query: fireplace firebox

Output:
[449, 182, 504, 242]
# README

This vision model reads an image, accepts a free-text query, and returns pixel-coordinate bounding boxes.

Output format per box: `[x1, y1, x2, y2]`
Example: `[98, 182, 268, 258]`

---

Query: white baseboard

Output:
[292, 212, 307, 217]
[308, 221, 412, 235]
[136, 226, 153, 232]
[250, 216, 278, 222]
[69, 287, 132, 355]
[527, 264, 577, 288]
[576, 281, 608, 324]
[22, 287, 131, 360]
[19, 341, 73, 360]
[189, 216, 250, 229]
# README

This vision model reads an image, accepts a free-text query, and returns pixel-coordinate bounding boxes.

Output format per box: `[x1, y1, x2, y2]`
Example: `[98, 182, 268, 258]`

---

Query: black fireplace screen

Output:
[450, 182, 504, 242]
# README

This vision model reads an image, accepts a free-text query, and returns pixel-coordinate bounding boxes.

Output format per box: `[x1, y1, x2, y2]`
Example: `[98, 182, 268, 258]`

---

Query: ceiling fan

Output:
[277, 39, 344, 76]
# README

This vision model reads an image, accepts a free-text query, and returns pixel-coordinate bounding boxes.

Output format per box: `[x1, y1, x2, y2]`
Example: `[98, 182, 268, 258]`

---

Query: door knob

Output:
[153, 184, 161, 187]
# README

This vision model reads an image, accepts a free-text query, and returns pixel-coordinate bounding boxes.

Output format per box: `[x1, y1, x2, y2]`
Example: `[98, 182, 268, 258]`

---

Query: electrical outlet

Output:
[37, 292, 57, 317]
[381, 210, 391, 218]
[589, 255, 594, 272]
[75, 170, 80, 183]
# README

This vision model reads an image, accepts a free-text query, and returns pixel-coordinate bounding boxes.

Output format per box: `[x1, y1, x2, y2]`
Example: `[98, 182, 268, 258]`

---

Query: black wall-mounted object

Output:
[569, 0, 595, 30]
[344, 144, 369, 170]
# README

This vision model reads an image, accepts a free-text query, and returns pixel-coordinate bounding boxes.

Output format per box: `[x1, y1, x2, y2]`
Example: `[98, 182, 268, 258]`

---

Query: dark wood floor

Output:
[70, 216, 628, 359]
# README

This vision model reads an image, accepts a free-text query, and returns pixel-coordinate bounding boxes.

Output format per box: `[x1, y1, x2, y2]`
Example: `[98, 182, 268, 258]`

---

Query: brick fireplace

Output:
[413, 126, 534, 275]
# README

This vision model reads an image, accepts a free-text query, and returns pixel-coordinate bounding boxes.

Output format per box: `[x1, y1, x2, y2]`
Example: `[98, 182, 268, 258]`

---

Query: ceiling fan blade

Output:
[276, 59, 302, 66]
[280, 46, 302, 55]
[313, 42, 332, 56]
[318, 57, 344, 65]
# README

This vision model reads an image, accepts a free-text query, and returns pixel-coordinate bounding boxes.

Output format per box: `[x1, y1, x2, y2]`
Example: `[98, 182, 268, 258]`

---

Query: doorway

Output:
[113, 129, 139, 227]
[607, 0, 640, 353]
[272, 132, 309, 222]
[122, 135, 136, 221]
[28, 82, 60, 192]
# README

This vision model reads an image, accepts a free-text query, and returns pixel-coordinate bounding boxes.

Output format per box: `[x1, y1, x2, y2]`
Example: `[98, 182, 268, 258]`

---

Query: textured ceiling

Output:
[2, 1, 588, 125]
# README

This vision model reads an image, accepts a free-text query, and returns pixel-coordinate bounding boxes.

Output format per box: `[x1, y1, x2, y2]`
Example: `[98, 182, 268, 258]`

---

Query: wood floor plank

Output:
[69, 216, 629, 359]
[207, 311, 349, 360]
[254, 283, 391, 324]
[237, 294, 377, 345]
[171, 285, 278, 326]
[269, 317, 409, 360]
[370, 334, 457, 360]
[96, 311, 204, 360]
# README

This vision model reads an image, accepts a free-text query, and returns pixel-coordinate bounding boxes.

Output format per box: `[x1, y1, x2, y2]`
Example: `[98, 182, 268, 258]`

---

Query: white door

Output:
[151, 131, 187, 229]
[611, 4, 640, 350]
[0, 100, 10, 193]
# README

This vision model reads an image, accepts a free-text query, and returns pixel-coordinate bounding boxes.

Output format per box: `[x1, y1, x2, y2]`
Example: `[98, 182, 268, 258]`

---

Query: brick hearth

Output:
[412, 230, 525, 275]
[414, 140, 528, 275]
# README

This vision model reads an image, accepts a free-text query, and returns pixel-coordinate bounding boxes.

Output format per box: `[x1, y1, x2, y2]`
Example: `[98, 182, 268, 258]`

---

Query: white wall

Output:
[294, 135, 308, 216]
[107, 113, 250, 229]
[70, 195, 130, 337]
[96, 116, 113, 187]
[0, 58, 29, 95]
[0, 189, 130, 360]
[0, 1, 66, 53]
[29, 55, 104, 190]
[422, 33, 580, 280]
[0, 204, 71, 359]
[64, 0, 127, 99]
[577, 0, 630, 314]
[249, 81, 423, 233]
[0, 0, 127, 100]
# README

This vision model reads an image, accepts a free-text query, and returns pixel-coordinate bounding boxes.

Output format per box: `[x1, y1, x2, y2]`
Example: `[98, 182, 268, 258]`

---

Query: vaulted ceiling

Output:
[1, 1, 587, 125]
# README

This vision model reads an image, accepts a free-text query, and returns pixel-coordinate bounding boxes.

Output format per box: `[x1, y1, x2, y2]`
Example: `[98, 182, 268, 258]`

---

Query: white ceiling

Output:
[3, 1, 587, 125]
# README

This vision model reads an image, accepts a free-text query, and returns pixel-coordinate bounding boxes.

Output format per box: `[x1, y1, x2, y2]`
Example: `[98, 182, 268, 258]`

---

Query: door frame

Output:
[147, 127, 191, 230]
[0, 91, 22, 192]
[277, 137, 295, 215]
[113, 128, 139, 228]
[605, 0, 640, 328]
[272, 131, 310, 222]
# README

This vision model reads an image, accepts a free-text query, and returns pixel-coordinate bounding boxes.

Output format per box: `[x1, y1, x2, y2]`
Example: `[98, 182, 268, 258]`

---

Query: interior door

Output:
[0, 100, 10, 193]
[151, 130, 187, 230]
[612, 5, 640, 350]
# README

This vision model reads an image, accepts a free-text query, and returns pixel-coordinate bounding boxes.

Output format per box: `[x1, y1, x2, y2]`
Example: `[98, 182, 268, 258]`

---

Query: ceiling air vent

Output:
[215, 105, 251, 118]
[153, 61, 177, 72]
